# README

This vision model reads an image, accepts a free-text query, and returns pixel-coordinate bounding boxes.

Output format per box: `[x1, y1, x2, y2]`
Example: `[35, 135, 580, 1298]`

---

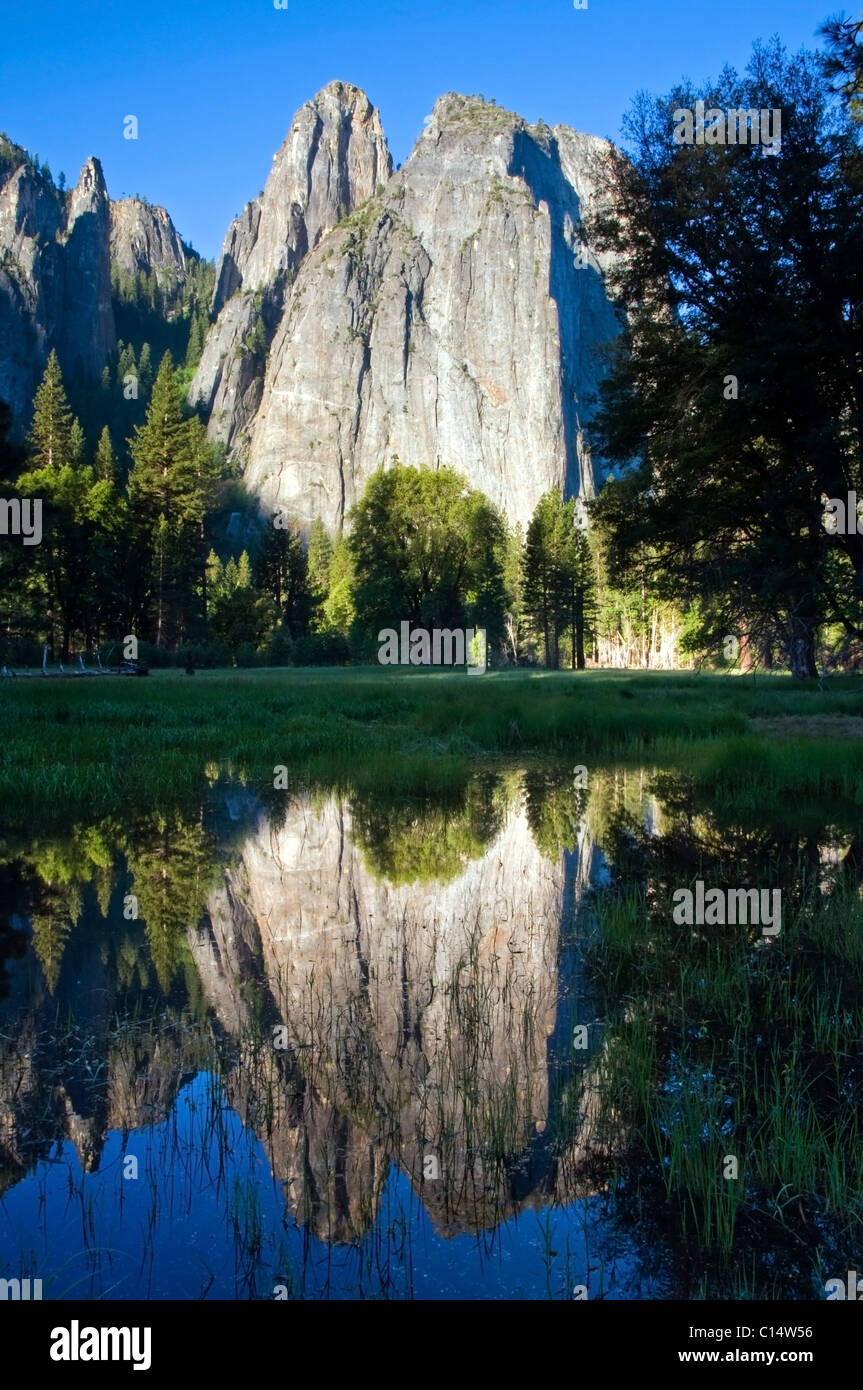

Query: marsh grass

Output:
[4, 667, 863, 830]
[584, 846, 863, 1295]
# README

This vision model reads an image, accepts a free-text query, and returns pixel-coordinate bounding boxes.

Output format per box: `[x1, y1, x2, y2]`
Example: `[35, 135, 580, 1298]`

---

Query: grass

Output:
[2, 666, 863, 828]
[576, 815, 863, 1297]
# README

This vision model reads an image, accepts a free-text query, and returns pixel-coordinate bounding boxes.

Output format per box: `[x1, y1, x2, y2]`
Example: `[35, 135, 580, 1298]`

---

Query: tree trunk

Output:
[788, 616, 819, 679]
[575, 587, 585, 670]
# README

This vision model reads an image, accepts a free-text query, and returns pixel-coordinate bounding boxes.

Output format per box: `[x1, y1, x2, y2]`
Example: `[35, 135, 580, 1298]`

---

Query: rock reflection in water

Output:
[0, 771, 620, 1297]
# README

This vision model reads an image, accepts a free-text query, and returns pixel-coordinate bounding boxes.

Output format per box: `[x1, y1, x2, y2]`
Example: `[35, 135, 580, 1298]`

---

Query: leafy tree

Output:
[348, 460, 508, 651]
[502, 522, 525, 662]
[587, 37, 863, 677]
[352, 780, 504, 885]
[524, 767, 588, 859]
[126, 812, 215, 992]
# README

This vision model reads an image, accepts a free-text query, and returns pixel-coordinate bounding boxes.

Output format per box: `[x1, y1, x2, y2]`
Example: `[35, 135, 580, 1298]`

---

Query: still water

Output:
[1, 768, 859, 1299]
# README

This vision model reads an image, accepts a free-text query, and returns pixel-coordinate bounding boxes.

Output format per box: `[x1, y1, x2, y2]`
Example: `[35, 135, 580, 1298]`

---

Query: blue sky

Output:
[0, 0, 843, 260]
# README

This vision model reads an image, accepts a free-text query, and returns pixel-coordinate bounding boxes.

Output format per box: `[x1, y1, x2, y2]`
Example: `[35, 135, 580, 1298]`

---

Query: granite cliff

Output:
[0, 135, 201, 433]
[192, 85, 622, 530]
[188, 80, 392, 457]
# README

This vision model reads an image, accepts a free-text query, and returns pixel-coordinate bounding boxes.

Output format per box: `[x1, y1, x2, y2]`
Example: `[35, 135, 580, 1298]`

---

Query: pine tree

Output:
[137, 342, 153, 395]
[307, 518, 333, 630]
[558, 508, 597, 670]
[30, 884, 81, 993]
[255, 521, 312, 634]
[236, 550, 253, 589]
[184, 313, 206, 369]
[588, 38, 863, 676]
[523, 491, 565, 668]
[127, 354, 219, 646]
[95, 426, 117, 483]
[29, 350, 73, 470]
[127, 353, 191, 645]
[69, 418, 85, 467]
[116, 342, 136, 390]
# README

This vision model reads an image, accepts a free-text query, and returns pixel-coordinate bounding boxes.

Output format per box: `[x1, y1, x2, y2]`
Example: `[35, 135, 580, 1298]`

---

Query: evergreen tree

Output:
[523, 491, 565, 667]
[209, 547, 272, 656]
[322, 533, 355, 635]
[69, 418, 85, 467]
[30, 883, 81, 993]
[559, 506, 597, 670]
[820, 11, 863, 123]
[95, 426, 117, 483]
[127, 353, 218, 646]
[307, 517, 333, 630]
[254, 520, 312, 635]
[137, 342, 153, 396]
[29, 350, 73, 470]
[20, 355, 121, 657]
[184, 313, 206, 370]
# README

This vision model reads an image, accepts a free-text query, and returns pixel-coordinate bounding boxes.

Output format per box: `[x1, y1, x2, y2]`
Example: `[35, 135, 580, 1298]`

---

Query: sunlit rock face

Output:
[199, 786, 602, 1240]
[241, 92, 621, 532]
[109, 197, 191, 287]
[188, 81, 392, 454]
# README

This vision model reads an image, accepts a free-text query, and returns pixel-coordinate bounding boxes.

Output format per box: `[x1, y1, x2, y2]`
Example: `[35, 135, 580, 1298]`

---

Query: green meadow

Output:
[2, 666, 863, 823]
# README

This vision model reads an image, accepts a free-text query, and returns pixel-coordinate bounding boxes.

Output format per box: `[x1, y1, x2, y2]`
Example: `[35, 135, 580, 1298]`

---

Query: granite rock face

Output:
[188, 80, 393, 454]
[109, 196, 191, 286]
[198, 785, 608, 1240]
[0, 156, 115, 427]
[61, 158, 115, 380]
[237, 92, 622, 531]
[0, 134, 206, 435]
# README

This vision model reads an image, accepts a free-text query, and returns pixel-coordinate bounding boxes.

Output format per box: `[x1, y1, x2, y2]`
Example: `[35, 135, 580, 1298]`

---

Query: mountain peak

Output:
[72, 155, 108, 199]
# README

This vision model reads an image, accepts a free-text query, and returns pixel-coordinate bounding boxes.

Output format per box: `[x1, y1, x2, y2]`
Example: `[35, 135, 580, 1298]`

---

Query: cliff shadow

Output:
[509, 130, 621, 499]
